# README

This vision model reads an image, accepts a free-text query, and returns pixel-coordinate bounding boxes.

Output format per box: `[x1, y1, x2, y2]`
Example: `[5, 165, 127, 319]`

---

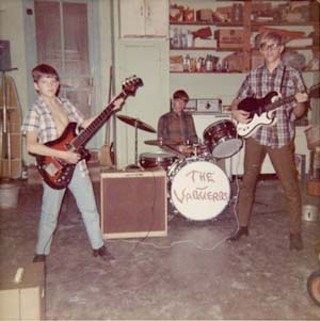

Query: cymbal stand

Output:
[134, 120, 139, 165]
[126, 120, 142, 170]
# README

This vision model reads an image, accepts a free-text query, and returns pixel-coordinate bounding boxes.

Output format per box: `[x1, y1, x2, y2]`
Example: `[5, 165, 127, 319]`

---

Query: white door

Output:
[115, 40, 169, 167]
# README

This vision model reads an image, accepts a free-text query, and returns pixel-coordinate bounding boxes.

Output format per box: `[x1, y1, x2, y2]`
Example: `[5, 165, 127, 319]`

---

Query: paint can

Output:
[302, 204, 319, 222]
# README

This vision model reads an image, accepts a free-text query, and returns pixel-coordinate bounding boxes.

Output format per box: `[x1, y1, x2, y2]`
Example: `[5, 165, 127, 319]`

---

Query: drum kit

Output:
[117, 115, 243, 221]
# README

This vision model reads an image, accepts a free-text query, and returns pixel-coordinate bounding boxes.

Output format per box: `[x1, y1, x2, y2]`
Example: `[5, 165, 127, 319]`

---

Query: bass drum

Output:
[168, 158, 230, 221]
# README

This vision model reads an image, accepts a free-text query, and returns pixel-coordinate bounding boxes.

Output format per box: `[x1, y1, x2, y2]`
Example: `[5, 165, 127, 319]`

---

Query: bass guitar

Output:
[36, 76, 143, 189]
[236, 83, 320, 138]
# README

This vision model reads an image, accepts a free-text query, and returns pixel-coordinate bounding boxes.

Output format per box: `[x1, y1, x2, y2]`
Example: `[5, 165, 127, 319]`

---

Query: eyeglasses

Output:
[259, 43, 280, 51]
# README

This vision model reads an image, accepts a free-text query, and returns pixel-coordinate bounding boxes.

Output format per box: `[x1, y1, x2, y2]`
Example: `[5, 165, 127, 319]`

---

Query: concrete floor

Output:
[1, 170, 320, 320]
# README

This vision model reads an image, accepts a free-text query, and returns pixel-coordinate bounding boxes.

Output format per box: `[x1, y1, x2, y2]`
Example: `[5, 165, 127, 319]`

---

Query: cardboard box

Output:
[0, 263, 45, 320]
[215, 29, 245, 49]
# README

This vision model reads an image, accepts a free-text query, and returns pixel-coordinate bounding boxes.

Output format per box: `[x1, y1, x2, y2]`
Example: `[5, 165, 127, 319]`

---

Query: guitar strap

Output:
[279, 65, 286, 96]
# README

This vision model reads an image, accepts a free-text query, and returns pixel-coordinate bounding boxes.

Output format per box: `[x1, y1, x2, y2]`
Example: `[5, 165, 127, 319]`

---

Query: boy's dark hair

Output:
[32, 64, 60, 82]
[173, 89, 189, 102]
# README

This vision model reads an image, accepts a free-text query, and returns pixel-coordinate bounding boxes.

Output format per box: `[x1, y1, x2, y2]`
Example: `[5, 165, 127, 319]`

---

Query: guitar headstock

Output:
[122, 76, 143, 97]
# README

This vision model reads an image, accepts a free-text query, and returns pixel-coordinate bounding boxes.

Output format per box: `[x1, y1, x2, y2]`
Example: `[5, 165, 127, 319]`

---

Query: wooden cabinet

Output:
[119, 0, 168, 38]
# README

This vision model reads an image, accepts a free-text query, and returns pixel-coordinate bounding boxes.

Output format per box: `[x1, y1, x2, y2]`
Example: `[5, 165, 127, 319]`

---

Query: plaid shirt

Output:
[236, 62, 306, 148]
[158, 111, 198, 144]
[21, 96, 88, 175]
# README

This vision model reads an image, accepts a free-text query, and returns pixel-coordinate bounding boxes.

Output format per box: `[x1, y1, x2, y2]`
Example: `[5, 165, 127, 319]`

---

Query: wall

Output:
[0, 0, 28, 114]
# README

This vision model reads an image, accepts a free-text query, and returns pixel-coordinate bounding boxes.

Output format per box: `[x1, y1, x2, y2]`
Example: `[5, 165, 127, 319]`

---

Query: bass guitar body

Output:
[35, 75, 143, 189]
[36, 122, 89, 190]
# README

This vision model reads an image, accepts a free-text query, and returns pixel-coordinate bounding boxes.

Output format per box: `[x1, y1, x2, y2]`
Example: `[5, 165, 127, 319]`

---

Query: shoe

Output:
[93, 245, 115, 261]
[32, 254, 46, 263]
[289, 233, 303, 251]
[227, 226, 249, 242]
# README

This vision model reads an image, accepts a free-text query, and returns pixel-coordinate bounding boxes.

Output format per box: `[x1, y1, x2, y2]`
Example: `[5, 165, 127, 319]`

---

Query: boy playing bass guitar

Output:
[22, 64, 126, 262]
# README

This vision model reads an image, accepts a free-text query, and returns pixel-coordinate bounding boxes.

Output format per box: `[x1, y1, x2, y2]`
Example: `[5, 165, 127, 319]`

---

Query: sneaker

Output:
[289, 233, 303, 251]
[93, 245, 115, 261]
[32, 254, 46, 263]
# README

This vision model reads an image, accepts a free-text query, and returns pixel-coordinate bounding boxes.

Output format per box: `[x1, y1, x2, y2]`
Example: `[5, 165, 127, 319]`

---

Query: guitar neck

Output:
[72, 92, 126, 149]
[265, 94, 296, 112]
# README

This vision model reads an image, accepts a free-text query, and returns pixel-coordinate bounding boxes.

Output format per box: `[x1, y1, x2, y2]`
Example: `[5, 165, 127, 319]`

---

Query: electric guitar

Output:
[36, 76, 143, 189]
[236, 83, 320, 138]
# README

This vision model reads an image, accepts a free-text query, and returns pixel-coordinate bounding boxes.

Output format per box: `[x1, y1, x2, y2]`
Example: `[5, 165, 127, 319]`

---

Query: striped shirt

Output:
[157, 111, 198, 144]
[236, 62, 306, 148]
[21, 96, 88, 175]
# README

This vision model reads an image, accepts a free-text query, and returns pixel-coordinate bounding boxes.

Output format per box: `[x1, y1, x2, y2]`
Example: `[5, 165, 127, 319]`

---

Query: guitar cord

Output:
[106, 153, 243, 254]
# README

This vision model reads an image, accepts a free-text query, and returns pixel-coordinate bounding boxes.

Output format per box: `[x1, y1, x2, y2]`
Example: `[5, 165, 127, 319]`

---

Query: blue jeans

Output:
[36, 163, 104, 255]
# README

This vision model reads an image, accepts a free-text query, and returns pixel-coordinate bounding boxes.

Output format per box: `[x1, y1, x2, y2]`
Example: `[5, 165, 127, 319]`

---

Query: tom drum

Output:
[203, 120, 242, 159]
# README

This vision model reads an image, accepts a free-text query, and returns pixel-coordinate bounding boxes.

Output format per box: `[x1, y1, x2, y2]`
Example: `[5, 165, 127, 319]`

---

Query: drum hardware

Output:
[117, 114, 156, 168]
[203, 120, 243, 159]
[145, 139, 187, 158]
[144, 139, 180, 146]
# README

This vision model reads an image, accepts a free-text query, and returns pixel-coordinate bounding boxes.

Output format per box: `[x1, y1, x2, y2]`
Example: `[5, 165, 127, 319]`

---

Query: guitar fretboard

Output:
[72, 91, 126, 149]
[265, 95, 296, 112]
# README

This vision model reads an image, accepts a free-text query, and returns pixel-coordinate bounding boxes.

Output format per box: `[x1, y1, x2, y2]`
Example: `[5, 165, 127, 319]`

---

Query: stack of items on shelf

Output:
[169, 3, 244, 24]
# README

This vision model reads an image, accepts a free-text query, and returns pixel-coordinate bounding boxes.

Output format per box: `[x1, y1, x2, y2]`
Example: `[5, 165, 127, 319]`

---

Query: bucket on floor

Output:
[302, 204, 319, 222]
[0, 179, 20, 209]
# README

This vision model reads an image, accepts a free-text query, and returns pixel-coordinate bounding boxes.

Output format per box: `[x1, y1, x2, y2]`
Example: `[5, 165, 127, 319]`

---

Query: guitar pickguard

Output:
[237, 113, 277, 138]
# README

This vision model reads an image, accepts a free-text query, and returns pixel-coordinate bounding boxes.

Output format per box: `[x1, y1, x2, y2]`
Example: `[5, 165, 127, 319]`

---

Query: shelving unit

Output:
[169, 0, 319, 76]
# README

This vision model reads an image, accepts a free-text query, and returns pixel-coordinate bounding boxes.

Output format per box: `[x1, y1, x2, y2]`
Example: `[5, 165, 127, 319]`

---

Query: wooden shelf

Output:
[170, 46, 243, 51]
[170, 71, 243, 74]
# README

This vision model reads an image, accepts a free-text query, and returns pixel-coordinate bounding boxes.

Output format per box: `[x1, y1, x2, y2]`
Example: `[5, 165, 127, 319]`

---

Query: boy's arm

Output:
[80, 97, 125, 129]
[26, 131, 80, 164]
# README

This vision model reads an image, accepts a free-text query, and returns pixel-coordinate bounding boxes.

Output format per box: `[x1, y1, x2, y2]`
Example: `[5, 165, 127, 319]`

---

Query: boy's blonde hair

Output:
[258, 31, 284, 48]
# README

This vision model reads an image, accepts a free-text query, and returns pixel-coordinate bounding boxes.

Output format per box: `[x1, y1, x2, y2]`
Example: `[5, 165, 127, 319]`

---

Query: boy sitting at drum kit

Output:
[157, 89, 201, 157]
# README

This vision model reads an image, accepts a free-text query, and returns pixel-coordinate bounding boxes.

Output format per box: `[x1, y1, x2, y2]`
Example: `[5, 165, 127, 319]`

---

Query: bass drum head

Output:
[170, 159, 230, 221]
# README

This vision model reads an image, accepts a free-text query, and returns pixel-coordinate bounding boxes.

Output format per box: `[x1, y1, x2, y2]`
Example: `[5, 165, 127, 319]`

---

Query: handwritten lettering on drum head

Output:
[170, 161, 230, 221]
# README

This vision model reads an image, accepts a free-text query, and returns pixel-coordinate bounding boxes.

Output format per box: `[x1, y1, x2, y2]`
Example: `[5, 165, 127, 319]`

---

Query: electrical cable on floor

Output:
[107, 173, 242, 253]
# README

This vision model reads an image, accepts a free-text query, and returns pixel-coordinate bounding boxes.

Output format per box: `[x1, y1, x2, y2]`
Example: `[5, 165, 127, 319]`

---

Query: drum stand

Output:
[116, 114, 157, 170]
[126, 122, 143, 170]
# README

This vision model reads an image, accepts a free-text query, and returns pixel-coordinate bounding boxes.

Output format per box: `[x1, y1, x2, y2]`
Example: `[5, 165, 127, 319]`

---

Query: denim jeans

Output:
[237, 137, 302, 234]
[36, 163, 104, 255]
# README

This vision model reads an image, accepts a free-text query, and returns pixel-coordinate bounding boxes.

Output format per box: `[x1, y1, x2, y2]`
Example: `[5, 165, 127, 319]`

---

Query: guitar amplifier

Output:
[100, 170, 167, 239]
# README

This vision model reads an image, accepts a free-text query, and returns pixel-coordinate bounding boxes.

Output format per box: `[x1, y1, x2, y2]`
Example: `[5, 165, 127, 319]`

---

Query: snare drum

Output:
[168, 158, 230, 221]
[203, 120, 243, 159]
[139, 152, 177, 170]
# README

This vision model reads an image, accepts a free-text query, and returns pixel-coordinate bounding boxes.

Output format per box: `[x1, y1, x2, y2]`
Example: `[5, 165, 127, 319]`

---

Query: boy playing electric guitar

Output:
[228, 31, 308, 251]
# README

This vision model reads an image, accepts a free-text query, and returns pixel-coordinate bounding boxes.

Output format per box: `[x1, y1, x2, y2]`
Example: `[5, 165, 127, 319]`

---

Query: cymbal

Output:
[144, 139, 180, 146]
[117, 114, 156, 133]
